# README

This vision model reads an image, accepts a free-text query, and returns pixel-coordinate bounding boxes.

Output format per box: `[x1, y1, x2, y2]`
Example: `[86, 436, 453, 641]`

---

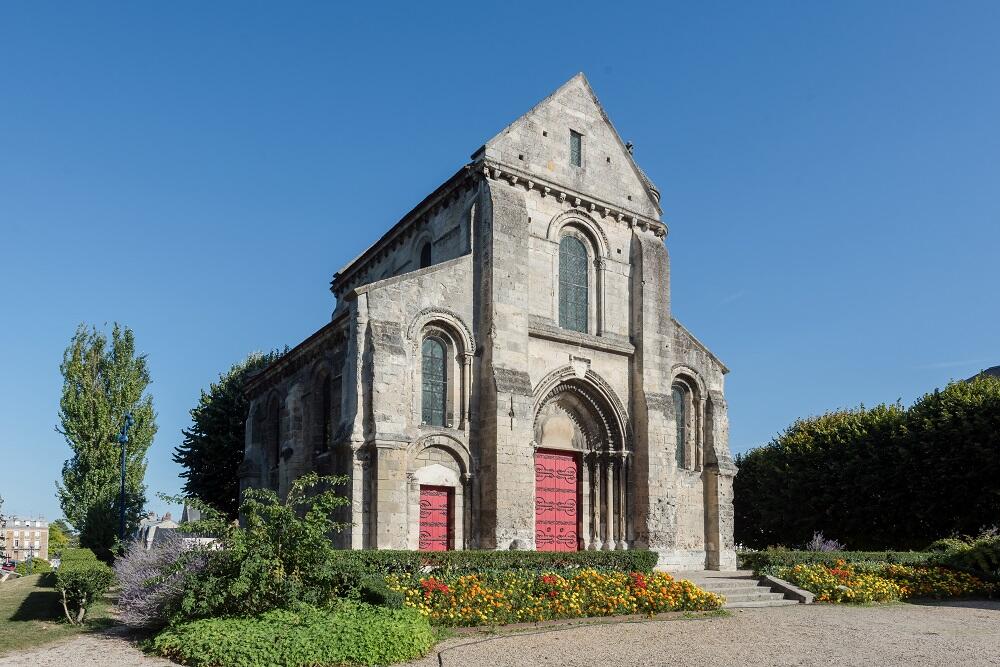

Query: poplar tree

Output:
[173, 350, 283, 519]
[56, 323, 156, 561]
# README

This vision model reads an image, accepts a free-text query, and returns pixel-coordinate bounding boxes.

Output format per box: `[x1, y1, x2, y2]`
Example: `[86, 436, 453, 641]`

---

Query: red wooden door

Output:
[535, 449, 579, 551]
[419, 485, 452, 551]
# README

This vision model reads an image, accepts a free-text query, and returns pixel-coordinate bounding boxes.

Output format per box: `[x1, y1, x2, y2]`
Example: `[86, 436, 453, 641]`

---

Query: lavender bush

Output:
[805, 531, 845, 552]
[114, 531, 205, 628]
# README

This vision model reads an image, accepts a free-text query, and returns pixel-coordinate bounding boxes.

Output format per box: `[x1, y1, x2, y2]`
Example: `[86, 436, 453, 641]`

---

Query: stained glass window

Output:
[422, 337, 447, 426]
[672, 385, 686, 468]
[559, 235, 588, 332]
[570, 130, 582, 167]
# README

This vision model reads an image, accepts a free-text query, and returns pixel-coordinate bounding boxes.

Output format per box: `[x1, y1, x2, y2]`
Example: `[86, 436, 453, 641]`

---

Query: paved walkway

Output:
[411, 600, 1000, 667]
[3, 600, 998, 666]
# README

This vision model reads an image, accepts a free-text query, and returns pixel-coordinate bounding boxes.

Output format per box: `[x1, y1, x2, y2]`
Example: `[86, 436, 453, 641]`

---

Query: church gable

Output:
[482, 73, 660, 219]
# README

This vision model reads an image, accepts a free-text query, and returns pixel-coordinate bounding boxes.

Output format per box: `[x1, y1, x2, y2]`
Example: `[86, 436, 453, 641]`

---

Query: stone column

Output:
[461, 472, 474, 550]
[461, 353, 473, 430]
[588, 452, 600, 550]
[616, 451, 629, 550]
[595, 257, 607, 336]
[604, 452, 615, 550]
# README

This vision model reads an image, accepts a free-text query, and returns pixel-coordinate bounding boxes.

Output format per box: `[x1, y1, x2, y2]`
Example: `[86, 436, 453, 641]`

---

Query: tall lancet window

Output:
[672, 384, 687, 468]
[559, 235, 589, 333]
[421, 337, 447, 426]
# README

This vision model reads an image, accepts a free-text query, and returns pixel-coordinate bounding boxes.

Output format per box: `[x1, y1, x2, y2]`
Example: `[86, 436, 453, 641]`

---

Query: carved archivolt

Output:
[406, 432, 473, 475]
[546, 210, 610, 259]
[532, 366, 631, 452]
[406, 307, 475, 354]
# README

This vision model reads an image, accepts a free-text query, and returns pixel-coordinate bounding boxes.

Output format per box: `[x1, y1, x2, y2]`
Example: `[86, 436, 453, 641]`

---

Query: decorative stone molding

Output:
[405, 307, 476, 354]
[545, 209, 611, 259]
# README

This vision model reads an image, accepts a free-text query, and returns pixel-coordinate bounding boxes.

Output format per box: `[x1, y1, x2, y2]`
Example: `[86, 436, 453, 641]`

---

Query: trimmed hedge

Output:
[14, 558, 51, 575]
[55, 547, 115, 624]
[739, 549, 933, 573]
[327, 549, 659, 576]
[152, 602, 434, 667]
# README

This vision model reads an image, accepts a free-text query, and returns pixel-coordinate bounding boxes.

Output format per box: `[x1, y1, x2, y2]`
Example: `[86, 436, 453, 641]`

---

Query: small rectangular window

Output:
[570, 130, 582, 167]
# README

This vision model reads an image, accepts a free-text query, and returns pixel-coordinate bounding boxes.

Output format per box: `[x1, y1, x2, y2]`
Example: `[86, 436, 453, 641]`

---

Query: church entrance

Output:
[534, 449, 579, 551]
[418, 485, 452, 551]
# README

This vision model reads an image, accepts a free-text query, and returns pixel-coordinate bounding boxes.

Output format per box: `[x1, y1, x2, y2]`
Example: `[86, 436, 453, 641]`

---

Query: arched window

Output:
[672, 385, 687, 468]
[558, 235, 588, 332]
[421, 337, 447, 426]
[419, 242, 432, 269]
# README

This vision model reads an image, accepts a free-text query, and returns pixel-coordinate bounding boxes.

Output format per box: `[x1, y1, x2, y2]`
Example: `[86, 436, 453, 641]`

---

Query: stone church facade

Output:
[240, 73, 737, 570]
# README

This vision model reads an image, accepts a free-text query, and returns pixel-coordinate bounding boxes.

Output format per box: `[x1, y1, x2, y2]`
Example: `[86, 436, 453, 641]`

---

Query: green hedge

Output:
[14, 558, 51, 575]
[739, 549, 933, 573]
[939, 538, 1000, 582]
[55, 548, 115, 624]
[327, 549, 659, 576]
[152, 602, 434, 667]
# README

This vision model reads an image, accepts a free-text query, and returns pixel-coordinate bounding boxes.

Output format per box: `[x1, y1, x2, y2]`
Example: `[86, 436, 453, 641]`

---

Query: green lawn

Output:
[0, 573, 115, 656]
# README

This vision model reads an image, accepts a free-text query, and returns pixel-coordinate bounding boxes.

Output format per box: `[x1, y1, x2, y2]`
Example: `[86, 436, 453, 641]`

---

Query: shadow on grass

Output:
[10, 590, 61, 622]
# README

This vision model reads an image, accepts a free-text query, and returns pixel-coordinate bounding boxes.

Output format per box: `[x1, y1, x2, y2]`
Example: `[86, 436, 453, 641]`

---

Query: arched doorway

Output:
[533, 376, 630, 551]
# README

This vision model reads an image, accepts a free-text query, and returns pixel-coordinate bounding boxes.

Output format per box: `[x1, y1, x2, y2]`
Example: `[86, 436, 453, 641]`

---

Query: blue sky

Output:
[2, 2, 998, 522]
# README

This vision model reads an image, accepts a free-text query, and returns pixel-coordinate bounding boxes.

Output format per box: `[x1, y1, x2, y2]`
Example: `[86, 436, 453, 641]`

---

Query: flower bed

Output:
[386, 569, 723, 626]
[773, 560, 995, 603]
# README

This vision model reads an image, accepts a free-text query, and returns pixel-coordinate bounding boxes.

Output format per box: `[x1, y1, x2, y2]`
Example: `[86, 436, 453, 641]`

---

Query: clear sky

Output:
[2, 2, 998, 522]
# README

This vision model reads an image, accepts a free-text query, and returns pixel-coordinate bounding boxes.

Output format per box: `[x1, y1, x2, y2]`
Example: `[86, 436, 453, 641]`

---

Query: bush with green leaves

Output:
[326, 548, 659, 578]
[740, 549, 933, 573]
[14, 558, 51, 575]
[151, 602, 434, 667]
[166, 473, 351, 623]
[936, 535, 1000, 582]
[55, 548, 115, 624]
[735, 376, 1000, 550]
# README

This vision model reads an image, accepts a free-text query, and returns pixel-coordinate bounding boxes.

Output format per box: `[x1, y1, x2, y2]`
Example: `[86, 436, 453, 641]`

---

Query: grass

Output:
[0, 573, 116, 656]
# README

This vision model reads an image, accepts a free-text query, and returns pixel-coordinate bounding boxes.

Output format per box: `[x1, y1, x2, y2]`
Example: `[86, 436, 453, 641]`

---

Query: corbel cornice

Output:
[478, 158, 668, 239]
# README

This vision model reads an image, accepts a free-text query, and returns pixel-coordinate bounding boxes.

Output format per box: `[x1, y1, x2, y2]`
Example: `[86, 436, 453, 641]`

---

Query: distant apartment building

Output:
[2, 517, 49, 562]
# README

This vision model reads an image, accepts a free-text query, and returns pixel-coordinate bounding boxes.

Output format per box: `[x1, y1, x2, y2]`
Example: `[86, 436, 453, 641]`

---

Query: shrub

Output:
[805, 532, 844, 552]
[115, 532, 206, 628]
[925, 537, 971, 554]
[14, 559, 51, 575]
[939, 536, 1000, 582]
[740, 549, 932, 572]
[166, 473, 351, 623]
[151, 602, 434, 667]
[386, 568, 722, 626]
[55, 549, 115, 624]
[327, 549, 659, 578]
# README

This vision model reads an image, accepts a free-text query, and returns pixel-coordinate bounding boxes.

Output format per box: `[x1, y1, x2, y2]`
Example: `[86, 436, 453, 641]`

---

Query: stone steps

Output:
[680, 573, 802, 609]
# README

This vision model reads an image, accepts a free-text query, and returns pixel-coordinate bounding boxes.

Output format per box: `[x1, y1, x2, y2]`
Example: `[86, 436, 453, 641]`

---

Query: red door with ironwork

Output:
[535, 449, 579, 551]
[419, 485, 452, 551]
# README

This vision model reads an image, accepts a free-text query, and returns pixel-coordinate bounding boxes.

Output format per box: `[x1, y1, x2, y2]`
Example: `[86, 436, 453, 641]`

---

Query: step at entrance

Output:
[679, 571, 801, 609]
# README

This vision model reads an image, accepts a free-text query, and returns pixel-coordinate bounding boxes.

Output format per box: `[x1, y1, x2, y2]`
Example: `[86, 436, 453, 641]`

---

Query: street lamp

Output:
[118, 413, 134, 543]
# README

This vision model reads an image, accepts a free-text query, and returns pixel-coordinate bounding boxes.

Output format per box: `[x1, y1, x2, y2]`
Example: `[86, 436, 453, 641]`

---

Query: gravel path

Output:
[2, 601, 998, 666]
[0, 627, 178, 667]
[411, 600, 1000, 667]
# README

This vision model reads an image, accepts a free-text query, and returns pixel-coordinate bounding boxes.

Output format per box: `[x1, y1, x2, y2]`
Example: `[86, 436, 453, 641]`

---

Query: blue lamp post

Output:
[118, 413, 134, 543]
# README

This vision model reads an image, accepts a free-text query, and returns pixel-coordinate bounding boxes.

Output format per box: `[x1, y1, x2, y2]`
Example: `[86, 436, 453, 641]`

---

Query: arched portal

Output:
[533, 376, 630, 551]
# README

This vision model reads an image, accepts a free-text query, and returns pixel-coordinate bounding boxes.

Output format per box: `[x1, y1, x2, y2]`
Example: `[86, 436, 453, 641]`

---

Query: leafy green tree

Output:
[56, 323, 156, 561]
[172, 350, 284, 519]
[735, 376, 1000, 550]
[48, 519, 72, 556]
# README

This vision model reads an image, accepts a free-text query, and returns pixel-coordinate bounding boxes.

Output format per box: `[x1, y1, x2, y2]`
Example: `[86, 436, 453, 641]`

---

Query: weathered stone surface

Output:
[240, 73, 736, 569]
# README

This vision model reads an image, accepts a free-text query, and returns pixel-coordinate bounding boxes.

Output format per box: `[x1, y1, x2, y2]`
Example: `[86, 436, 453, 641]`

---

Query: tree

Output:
[56, 323, 156, 561]
[734, 375, 1000, 550]
[173, 350, 284, 519]
[48, 519, 72, 555]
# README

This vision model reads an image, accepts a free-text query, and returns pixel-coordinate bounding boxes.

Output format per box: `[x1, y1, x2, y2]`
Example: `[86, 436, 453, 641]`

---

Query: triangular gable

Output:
[482, 73, 661, 218]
